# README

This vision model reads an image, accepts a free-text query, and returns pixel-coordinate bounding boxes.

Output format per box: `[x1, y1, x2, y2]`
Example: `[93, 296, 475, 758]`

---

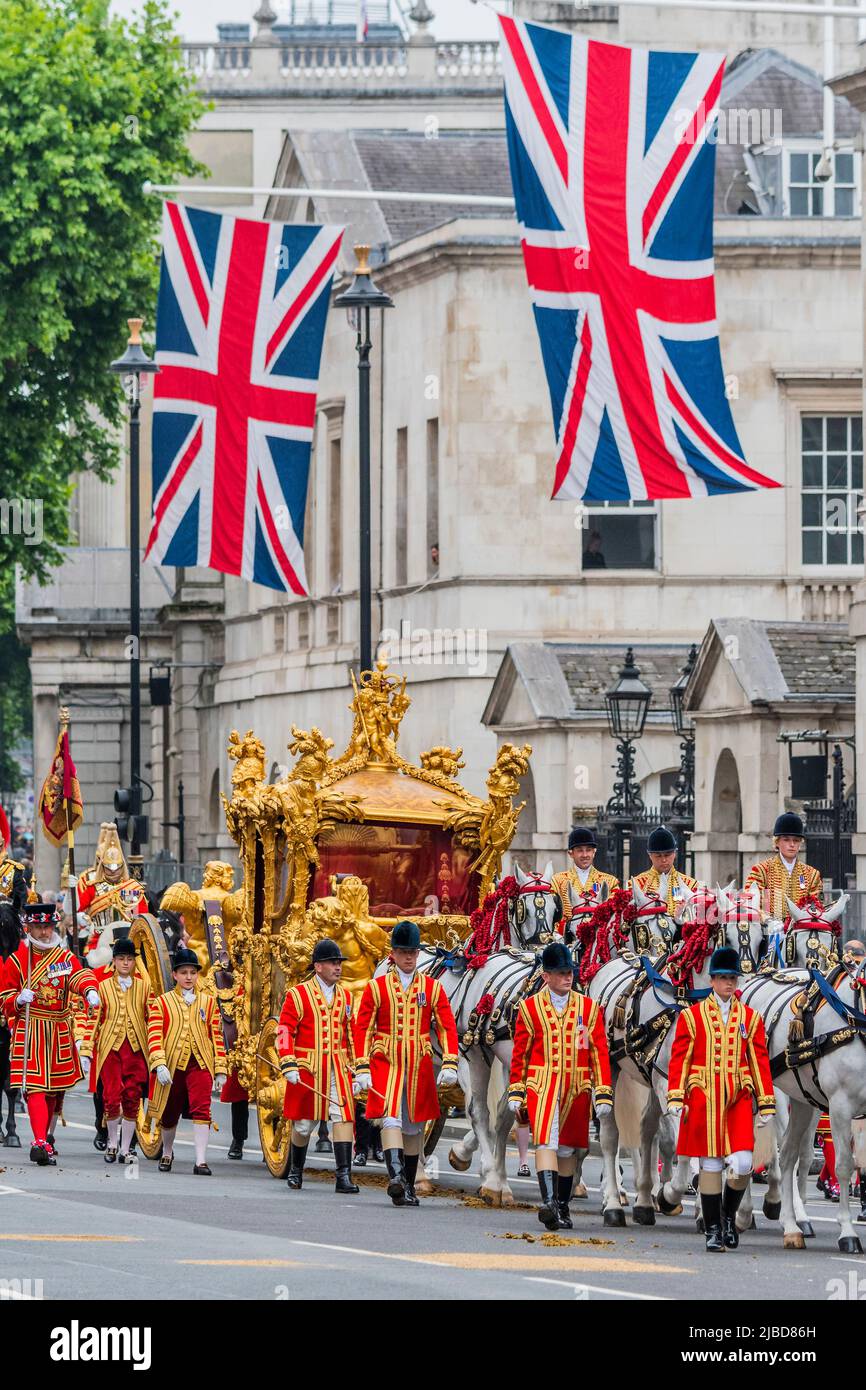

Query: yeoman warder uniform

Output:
[667, 946, 775, 1252]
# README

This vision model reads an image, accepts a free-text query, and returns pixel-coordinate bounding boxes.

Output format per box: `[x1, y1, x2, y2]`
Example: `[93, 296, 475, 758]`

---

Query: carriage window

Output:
[313, 823, 479, 917]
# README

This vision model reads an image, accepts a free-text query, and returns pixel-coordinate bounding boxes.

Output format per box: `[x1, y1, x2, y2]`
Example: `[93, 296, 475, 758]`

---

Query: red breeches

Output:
[161, 1062, 212, 1129]
[100, 1041, 149, 1120]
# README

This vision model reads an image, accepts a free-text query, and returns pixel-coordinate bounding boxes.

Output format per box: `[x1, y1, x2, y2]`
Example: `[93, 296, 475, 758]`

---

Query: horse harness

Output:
[752, 966, 866, 1109]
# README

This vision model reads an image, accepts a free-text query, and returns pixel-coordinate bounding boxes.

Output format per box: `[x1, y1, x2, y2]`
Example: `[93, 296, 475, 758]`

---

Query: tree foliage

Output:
[0, 0, 204, 792]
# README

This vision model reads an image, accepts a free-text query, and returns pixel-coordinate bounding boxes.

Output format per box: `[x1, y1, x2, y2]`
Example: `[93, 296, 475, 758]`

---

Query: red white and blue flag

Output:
[499, 18, 779, 500]
[148, 202, 343, 592]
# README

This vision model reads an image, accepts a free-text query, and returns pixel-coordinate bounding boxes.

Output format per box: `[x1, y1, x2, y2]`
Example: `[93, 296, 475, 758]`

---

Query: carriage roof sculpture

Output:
[135, 658, 532, 1174]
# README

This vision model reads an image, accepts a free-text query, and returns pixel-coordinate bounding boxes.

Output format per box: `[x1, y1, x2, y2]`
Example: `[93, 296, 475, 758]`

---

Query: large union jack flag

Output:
[148, 202, 343, 592]
[499, 18, 779, 500]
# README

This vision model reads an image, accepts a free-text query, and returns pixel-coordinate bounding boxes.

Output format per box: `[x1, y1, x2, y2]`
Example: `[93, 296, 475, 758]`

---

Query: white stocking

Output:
[194, 1125, 209, 1166]
[107, 1118, 120, 1148]
[120, 1118, 137, 1154]
[161, 1125, 177, 1159]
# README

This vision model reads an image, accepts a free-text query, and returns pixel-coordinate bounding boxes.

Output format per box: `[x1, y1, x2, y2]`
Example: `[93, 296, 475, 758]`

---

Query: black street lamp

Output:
[334, 246, 394, 674]
[605, 647, 652, 813]
[670, 643, 697, 818]
[110, 318, 159, 874]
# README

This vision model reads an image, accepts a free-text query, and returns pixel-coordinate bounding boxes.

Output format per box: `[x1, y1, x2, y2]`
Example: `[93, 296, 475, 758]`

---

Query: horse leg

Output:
[760, 1118, 783, 1225]
[572, 1146, 589, 1199]
[794, 1123, 813, 1236]
[652, 1080, 687, 1217]
[633, 1090, 662, 1225]
[780, 1098, 814, 1249]
[463, 1049, 502, 1205]
[599, 1109, 627, 1227]
[830, 1098, 862, 1254]
[491, 1092, 515, 1207]
[3, 1086, 21, 1147]
[447, 1057, 477, 1172]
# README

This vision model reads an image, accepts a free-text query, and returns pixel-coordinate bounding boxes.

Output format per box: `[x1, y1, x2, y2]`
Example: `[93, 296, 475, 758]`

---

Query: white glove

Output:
[353, 1071, 371, 1095]
[595, 1103, 612, 1118]
[15, 989, 34, 1007]
[86, 990, 100, 1008]
[155, 1065, 172, 1086]
[756, 1112, 774, 1128]
[438, 1068, 458, 1087]
[508, 1098, 523, 1113]
[283, 1068, 300, 1086]
[80, 1055, 91, 1077]
[667, 1102, 683, 1116]
[214, 1074, 226, 1091]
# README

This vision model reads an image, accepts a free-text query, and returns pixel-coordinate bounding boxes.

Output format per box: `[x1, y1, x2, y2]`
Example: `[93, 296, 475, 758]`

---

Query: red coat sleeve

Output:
[746, 1013, 775, 1113]
[586, 998, 613, 1104]
[353, 981, 379, 1069]
[431, 979, 458, 1066]
[508, 1000, 534, 1101]
[70, 959, 98, 1000]
[667, 1008, 695, 1104]
[277, 988, 302, 1067]
[0, 952, 21, 1022]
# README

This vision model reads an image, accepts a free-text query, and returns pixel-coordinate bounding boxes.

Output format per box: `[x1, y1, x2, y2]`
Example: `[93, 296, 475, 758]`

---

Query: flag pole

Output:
[58, 705, 80, 955]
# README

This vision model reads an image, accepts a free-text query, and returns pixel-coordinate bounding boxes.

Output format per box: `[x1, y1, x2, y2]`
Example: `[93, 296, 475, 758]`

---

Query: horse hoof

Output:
[414, 1179, 434, 1197]
[798, 1220, 815, 1239]
[838, 1235, 864, 1255]
[655, 1189, 683, 1217]
[783, 1232, 806, 1250]
[763, 1198, 781, 1221]
[632, 1205, 656, 1226]
[479, 1186, 502, 1207]
[448, 1148, 471, 1173]
[500, 1190, 515, 1208]
[573, 1182, 588, 1200]
[3, 1133, 21, 1148]
[603, 1207, 626, 1228]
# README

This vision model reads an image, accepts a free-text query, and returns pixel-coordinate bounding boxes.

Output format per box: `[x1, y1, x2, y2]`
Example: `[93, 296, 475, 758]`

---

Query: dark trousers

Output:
[231, 1101, 249, 1144]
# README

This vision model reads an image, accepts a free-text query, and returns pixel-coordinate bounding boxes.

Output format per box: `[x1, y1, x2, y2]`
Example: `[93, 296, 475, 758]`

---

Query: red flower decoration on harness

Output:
[464, 876, 520, 970]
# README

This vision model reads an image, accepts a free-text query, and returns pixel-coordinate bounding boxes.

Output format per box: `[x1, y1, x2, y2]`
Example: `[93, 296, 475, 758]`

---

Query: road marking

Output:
[0, 1234, 141, 1243]
[420, 1253, 688, 1273]
[524, 1276, 669, 1300]
[177, 1259, 305, 1267]
[0, 1184, 25, 1195]
[830, 1254, 866, 1264]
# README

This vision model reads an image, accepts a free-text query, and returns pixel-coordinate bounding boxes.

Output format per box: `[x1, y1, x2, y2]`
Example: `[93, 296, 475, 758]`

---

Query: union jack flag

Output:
[148, 202, 343, 592]
[499, 18, 779, 500]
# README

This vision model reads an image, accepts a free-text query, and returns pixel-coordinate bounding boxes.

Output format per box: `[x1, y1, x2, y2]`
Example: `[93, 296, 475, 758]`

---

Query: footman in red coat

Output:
[667, 945, 775, 1252]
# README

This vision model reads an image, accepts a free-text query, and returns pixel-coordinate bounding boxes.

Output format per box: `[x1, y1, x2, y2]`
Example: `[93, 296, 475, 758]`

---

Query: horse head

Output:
[565, 879, 605, 946]
[783, 893, 848, 973]
[713, 884, 767, 978]
[630, 881, 678, 955]
[511, 861, 562, 946]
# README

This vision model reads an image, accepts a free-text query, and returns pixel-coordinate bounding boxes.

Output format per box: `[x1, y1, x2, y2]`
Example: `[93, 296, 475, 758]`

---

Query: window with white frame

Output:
[582, 500, 658, 570]
[783, 147, 860, 218]
[801, 413, 863, 566]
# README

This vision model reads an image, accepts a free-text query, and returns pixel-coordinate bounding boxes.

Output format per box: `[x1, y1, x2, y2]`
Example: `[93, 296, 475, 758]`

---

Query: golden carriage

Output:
[133, 659, 531, 1177]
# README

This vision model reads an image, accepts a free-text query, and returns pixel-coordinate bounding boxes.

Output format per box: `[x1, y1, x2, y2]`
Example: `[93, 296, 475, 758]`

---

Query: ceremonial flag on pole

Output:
[147, 202, 344, 593]
[498, 17, 780, 501]
[38, 730, 83, 848]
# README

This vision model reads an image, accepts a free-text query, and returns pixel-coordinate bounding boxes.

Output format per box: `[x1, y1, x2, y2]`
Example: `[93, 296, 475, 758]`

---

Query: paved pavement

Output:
[1, 1087, 865, 1302]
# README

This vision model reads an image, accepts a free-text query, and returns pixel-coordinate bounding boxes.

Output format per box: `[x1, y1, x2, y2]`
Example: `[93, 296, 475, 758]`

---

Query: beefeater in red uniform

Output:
[354, 920, 459, 1208]
[0, 900, 99, 1165]
[508, 940, 613, 1231]
[667, 945, 775, 1252]
[278, 937, 360, 1195]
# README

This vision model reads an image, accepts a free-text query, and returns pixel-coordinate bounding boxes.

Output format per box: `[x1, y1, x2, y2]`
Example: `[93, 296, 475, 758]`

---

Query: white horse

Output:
[738, 895, 865, 1253]
[373, 862, 564, 1205]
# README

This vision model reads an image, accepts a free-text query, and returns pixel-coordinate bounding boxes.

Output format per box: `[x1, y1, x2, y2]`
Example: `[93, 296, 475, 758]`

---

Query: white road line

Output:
[290, 1238, 424, 1265]
[829, 1254, 866, 1264]
[524, 1276, 670, 1300]
[0, 1185, 26, 1195]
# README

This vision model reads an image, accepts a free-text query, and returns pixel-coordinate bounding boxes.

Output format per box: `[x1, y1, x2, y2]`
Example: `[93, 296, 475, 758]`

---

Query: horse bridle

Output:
[512, 877, 562, 945]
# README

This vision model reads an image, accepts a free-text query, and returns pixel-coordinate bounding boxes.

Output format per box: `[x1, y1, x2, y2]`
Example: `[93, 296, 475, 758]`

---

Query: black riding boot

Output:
[315, 1121, 332, 1154]
[722, 1182, 746, 1248]
[334, 1141, 360, 1194]
[403, 1153, 421, 1207]
[228, 1101, 248, 1159]
[701, 1191, 725, 1251]
[537, 1169, 562, 1230]
[557, 1172, 575, 1229]
[384, 1147, 408, 1205]
[286, 1142, 308, 1190]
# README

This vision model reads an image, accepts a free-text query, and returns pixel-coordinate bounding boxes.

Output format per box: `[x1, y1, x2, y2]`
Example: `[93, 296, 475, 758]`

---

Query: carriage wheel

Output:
[424, 1114, 446, 1159]
[256, 1016, 291, 1179]
[135, 1099, 163, 1160]
[129, 913, 174, 996]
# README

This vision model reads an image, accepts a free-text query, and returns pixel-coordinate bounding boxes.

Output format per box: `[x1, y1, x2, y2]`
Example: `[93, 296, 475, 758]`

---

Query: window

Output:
[273, 611, 286, 652]
[297, 607, 310, 649]
[395, 426, 408, 587]
[783, 148, 860, 218]
[582, 501, 658, 570]
[801, 414, 863, 566]
[326, 602, 340, 646]
[426, 417, 439, 577]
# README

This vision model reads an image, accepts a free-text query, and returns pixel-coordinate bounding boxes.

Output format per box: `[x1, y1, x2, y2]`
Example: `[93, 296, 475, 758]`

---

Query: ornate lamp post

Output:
[109, 319, 159, 873]
[605, 647, 652, 813]
[334, 246, 394, 675]
[669, 643, 698, 819]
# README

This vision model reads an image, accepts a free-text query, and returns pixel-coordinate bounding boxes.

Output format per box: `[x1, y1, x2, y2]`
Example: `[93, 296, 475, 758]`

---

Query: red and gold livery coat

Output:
[629, 867, 700, 914]
[668, 995, 775, 1157]
[508, 988, 613, 1148]
[76, 873, 148, 921]
[0, 941, 97, 1092]
[552, 866, 620, 919]
[79, 970, 153, 1092]
[354, 968, 458, 1123]
[743, 855, 823, 921]
[277, 978, 356, 1122]
[147, 985, 227, 1121]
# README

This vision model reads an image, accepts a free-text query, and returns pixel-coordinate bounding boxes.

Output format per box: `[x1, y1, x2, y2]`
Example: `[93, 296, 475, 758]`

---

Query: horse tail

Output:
[753, 1116, 776, 1170]
[853, 1117, 866, 1172]
[613, 1071, 644, 1150]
